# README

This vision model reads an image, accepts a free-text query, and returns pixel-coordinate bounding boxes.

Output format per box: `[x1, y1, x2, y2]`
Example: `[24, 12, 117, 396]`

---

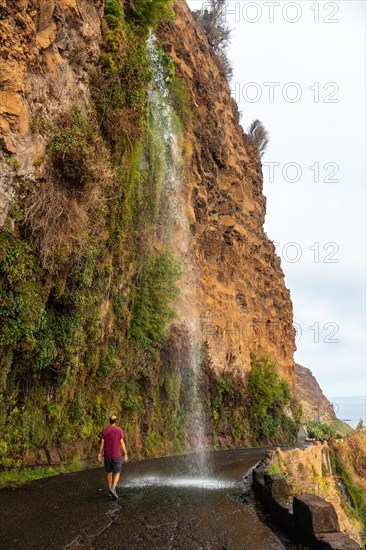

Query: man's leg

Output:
[112, 472, 120, 488]
[110, 458, 122, 495]
[106, 472, 113, 489]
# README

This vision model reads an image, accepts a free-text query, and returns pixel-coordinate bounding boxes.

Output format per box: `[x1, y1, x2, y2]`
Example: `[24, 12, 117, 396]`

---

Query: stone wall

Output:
[252, 464, 361, 549]
[252, 445, 363, 548]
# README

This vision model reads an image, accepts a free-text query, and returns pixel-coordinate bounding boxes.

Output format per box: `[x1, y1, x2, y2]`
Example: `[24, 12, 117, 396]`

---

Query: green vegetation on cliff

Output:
[268, 442, 365, 545]
[306, 419, 353, 441]
[0, 0, 299, 474]
[329, 434, 366, 536]
[0, 0, 186, 470]
[247, 353, 300, 444]
[201, 350, 301, 447]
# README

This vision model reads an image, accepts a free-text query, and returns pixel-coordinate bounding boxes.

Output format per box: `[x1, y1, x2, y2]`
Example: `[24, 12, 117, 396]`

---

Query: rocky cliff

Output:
[295, 363, 335, 423]
[0, 0, 104, 222]
[158, 1, 296, 382]
[0, 0, 298, 466]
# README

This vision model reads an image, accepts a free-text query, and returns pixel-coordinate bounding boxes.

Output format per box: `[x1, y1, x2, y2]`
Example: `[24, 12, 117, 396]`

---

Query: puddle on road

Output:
[121, 475, 240, 490]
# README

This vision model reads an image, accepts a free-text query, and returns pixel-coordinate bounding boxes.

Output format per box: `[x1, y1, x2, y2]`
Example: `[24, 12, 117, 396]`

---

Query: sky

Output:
[187, 0, 365, 399]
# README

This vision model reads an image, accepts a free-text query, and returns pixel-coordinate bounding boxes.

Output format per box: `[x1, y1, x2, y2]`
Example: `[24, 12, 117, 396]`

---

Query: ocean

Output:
[330, 396, 366, 429]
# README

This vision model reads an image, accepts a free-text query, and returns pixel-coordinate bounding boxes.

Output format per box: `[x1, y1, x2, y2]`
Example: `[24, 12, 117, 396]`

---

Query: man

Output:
[98, 414, 128, 500]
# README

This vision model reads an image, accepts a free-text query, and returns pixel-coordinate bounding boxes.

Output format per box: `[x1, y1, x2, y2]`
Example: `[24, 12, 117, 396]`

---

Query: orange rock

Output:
[158, 0, 296, 383]
[35, 22, 57, 50]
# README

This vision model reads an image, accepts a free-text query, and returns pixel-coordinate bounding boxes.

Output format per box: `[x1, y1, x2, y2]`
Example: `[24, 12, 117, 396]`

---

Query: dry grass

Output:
[24, 110, 114, 270]
[24, 178, 88, 268]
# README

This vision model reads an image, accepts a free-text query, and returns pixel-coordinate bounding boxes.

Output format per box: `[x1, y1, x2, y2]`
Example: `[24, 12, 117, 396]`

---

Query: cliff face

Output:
[0, 0, 297, 466]
[0, 0, 103, 222]
[158, 0, 296, 382]
[0, 0, 295, 379]
[295, 363, 335, 422]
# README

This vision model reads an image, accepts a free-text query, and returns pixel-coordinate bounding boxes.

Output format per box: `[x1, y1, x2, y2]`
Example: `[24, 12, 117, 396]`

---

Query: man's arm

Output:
[98, 437, 105, 463]
[121, 438, 128, 462]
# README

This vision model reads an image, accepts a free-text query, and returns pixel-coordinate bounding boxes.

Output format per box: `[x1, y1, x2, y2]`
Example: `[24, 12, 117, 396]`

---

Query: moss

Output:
[0, 233, 45, 349]
[11, 159, 21, 173]
[169, 75, 192, 129]
[144, 428, 162, 457]
[121, 383, 144, 414]
[32, 156, 45, 168]
[231, 410, 250, 445]
[268, 464, 281, 475]
[104, 0, 125, 30]
[146, 110, 166, 220]
[0, 458, 85, 487]
[161, 371, 181, 406]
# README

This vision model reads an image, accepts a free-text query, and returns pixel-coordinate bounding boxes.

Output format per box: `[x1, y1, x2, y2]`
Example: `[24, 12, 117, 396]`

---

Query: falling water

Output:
[146, 33, 186, 246]
[147, 34, 207, 474]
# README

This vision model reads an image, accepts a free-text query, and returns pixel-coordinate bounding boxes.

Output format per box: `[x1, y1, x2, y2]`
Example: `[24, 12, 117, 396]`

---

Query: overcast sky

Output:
[187, 0, 365, 398]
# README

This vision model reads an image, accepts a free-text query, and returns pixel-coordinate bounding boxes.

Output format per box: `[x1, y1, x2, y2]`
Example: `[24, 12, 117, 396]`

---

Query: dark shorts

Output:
[104, 457, 122, 474]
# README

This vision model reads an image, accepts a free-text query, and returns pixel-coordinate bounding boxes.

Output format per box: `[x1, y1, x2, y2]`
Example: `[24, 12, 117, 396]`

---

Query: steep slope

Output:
[1, 0, 298, 467]
[158, 0, 296, 382]
[295, 363, 335, 422]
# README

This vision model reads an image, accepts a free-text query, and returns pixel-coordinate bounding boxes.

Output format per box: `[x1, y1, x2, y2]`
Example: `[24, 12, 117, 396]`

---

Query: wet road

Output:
[0, 448, 287, 550]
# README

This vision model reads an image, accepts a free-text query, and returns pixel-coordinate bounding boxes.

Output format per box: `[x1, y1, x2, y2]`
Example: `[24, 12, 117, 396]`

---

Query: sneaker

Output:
[110, 488, 118, 501]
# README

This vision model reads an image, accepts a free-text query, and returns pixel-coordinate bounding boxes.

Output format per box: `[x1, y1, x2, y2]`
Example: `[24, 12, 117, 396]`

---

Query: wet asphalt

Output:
[0, 448, 287, 550]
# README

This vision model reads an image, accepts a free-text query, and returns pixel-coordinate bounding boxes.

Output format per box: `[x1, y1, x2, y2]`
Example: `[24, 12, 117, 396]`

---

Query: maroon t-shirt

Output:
[102, 425, 124, 459]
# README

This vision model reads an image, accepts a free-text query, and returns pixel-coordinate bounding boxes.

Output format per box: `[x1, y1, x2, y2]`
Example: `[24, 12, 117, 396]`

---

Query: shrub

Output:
[194, 0, 230, 53]
[247, 119, 269, 156]
[216, 53, 233, 81]
[125, 0, 173, 33]
[356, 419, 365, 432]
[247, 352, 297, 443]
[306, 421, 337, 441]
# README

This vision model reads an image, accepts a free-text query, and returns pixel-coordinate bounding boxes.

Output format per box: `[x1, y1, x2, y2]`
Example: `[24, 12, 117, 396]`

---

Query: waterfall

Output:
[146, 33, 186, 246]
[147, 34, 207, 472]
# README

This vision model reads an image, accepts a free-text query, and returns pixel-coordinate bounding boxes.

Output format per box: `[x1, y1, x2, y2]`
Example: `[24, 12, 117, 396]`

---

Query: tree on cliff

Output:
[247, 119, 269, 157]
[193, 0, 233, 79]
[194, 0, 230, 52]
